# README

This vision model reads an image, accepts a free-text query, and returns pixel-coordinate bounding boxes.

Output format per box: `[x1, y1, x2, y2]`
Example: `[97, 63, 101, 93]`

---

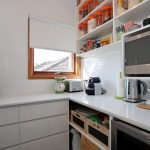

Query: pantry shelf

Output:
[77, 41, 122, 58]
[77, 19, 113, 41]
[77, 0, 112, 25]
[115, 0, 150, 22]
[69, 122, 108, 150]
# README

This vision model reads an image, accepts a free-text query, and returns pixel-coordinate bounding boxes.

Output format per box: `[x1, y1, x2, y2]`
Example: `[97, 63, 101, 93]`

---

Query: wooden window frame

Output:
[28, 48, 81, 79]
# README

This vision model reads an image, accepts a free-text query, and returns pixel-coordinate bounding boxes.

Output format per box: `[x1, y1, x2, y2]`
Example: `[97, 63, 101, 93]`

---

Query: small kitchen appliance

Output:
[124, 79, 147, 102]
[64, 79, 83, 92]
[84, 77, 106, 95]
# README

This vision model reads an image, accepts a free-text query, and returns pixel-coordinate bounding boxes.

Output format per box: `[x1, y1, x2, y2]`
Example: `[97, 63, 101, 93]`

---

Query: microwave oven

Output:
[124, 27, 150, 76]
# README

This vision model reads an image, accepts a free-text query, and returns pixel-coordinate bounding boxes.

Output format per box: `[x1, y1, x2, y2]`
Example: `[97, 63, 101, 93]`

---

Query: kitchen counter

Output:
[0, 92, 149, 131]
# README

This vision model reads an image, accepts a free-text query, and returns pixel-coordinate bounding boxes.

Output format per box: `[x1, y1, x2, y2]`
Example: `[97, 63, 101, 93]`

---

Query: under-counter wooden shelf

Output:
[77, 0, 112, 25]
[69, 122, 108, 150]
[77, 41, 122, 58]
[77, 19, 113, 41]
[115, 0, 150, 22]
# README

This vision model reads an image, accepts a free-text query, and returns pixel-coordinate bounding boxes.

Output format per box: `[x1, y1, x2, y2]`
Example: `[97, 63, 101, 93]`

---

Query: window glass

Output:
[34, 48, 74, 72]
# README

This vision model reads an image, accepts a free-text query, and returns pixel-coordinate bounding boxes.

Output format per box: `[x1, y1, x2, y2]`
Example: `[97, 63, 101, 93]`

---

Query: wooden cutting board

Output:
[137, 104, 150, 110]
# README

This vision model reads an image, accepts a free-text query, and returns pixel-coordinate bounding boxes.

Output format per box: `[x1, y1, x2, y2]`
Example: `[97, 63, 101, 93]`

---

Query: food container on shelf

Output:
[102, 5, 113, 23]
[117, 0, 128, 15]
[116, 25, 125, 41]
[79, 23, 85, 37]
[83, 22, 88, 34]
[82, 4, 88, 18]
[87, 0, 95, 13]
[128, 0, 141, 9]
[87, 40, 94, 50]
[95, 11, 103, 26]
[79, 7, 83, 21]
[88, 16, 97, 32]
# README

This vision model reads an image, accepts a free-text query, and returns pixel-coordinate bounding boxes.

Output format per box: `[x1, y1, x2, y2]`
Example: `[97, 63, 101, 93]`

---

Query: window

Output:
[28, 48, 81, 79]
[34, 48, 74, 72]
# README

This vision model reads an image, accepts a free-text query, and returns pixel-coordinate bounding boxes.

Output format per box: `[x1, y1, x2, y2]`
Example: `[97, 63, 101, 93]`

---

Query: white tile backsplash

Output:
[82, 51, 122, 96]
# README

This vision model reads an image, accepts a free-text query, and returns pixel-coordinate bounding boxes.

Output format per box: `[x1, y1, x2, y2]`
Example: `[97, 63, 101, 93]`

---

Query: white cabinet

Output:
[20, 114, 68, 143]
[0, 106, 19, 126]
[20, 100, 68, 121]
[20, 132, 69, 150]
[0, 100, 69, 150]
[0, 124, 19, 149]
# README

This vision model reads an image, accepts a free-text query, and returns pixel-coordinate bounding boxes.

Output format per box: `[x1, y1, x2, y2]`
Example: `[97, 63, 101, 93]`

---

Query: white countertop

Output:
[0, 92, 149, 131]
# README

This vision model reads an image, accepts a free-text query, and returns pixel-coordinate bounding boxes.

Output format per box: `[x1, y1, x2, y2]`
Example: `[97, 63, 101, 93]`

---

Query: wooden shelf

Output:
[69, 122, 108, 150]
[115, 0, 150, 22]
[77, 41, 122, 58]
[77, 19, 113, 41]
[77, 0, 112, 25]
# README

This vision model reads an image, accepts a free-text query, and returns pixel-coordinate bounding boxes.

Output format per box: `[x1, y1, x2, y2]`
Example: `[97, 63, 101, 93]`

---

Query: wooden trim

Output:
[28, 47, 81, 79]
[28, 17, 81, 79]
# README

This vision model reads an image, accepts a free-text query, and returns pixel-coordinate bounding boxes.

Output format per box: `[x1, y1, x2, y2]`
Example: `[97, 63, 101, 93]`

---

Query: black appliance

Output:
[111, 120, 150, 150]
[84, 77, 106, 95]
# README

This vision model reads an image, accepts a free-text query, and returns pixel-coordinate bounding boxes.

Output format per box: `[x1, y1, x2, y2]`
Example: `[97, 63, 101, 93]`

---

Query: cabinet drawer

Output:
[20, 132, 68, 150]
[4, 146, 20, 150]
[20, 114, 68, 143]
[0, 106, 19, 126]
[0, 124, 19, 149]
[20, 100, 68, 121]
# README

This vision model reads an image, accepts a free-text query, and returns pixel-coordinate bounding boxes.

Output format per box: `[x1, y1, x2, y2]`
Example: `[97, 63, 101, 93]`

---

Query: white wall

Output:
[0, 0, 76, 96]
[82, 51, 122, 96]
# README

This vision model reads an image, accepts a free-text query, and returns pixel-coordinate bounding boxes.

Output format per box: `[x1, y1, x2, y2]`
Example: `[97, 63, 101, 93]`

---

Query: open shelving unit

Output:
[76, 0, 150, 57]
[77, 0, 112, 25]
[77, 41, 121, 57]
[70, 122, 108, 150]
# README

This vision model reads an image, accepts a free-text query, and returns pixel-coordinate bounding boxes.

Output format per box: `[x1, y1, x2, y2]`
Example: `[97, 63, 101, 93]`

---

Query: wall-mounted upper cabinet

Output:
[29, 16, 76, 52]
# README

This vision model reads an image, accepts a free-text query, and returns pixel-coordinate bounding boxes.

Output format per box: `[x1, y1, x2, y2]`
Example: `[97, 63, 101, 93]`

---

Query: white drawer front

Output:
[0, 106, 19, 126]
[20, 114, 68, 143]
[20, 100, 68, 121]
[0, 124, 19, 149]
[20, 132, 69, 150]
[4, 146, 20, 150]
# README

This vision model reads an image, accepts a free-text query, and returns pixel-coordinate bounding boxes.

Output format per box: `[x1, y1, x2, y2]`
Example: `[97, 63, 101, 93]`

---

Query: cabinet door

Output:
[20, 132, 69, 150]
[20, 100, 68, 121]
[20, 114, 68, 143]
[0, 106, 19, 126]
[4, 146, 20, 150]
[0, 124, 19, 149]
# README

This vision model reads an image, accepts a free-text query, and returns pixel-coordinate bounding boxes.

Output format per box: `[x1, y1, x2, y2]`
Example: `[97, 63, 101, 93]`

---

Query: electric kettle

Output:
[124, 79, 147, 102]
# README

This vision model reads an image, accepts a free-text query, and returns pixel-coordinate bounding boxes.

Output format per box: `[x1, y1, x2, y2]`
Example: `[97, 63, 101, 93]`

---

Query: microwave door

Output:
[125, 31, 150, 75]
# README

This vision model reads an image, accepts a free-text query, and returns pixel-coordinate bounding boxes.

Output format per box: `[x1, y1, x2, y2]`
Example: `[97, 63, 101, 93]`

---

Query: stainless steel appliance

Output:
[124, 79, 147, 102]
[111, 120, 150, 150]
[124, 26, 150, 76]
[64, 79, 83, 92]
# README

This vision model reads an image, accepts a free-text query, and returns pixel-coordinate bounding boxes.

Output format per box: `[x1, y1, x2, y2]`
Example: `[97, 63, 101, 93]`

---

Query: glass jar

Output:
[54, 77, 66, 93]
[79, 23, 85, 37]
[88, 16, 97, 32]
[102, 5, 112, 23]
[83, 22, 88, 34]
[95, 11, 103, 26]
